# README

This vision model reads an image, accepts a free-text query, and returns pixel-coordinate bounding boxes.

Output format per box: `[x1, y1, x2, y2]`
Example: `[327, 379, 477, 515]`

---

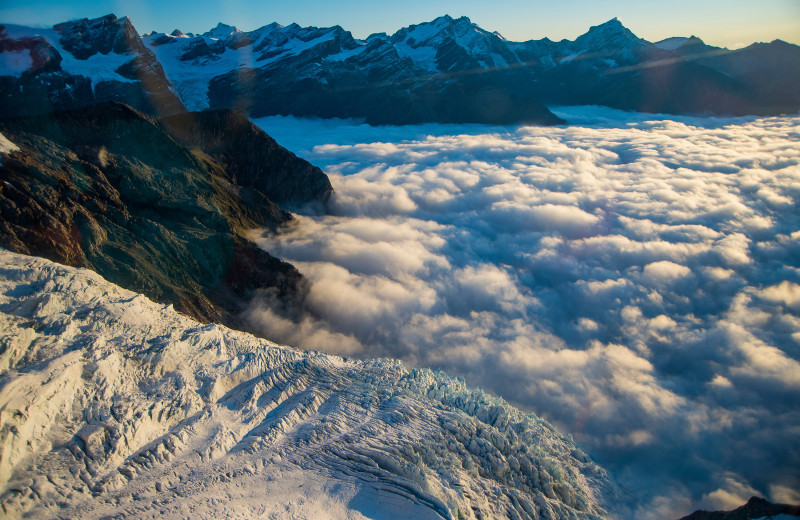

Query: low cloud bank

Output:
[253, 107, 800, 517]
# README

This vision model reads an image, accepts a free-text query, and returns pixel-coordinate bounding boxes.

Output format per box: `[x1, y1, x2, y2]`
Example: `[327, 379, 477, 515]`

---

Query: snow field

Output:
[0, 249, 619, 519]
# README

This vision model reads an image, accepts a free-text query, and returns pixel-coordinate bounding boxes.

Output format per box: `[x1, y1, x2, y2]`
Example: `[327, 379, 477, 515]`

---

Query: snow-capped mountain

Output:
[203, 22, 241, 40]
[0, 14, 185, 117]
[386, 15, 519, 72]
[0, 248, 621, 519]
[158, 14, 563, 125]
[2, 14, 799, 123]
[141, 14, 799, 119]
[568, 18, 646, 58]
[143, 20, 364, 114]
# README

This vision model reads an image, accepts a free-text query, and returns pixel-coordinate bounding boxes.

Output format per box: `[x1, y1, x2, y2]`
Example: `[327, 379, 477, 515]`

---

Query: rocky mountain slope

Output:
[139, 15, 800, 119]
[0, 15, 185, 117]
[0, 101, 332, 326]
[0, 249, 621, 519]
[3, 14, 798, 123]
[678, 496, 800, 520]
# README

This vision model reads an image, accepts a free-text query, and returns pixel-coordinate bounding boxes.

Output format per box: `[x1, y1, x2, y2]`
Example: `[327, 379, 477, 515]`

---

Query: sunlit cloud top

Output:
[250, 107, 800, 518]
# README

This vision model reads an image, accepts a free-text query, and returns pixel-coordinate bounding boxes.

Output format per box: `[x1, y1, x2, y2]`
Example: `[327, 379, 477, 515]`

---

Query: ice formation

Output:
[0, 249, 619, 519]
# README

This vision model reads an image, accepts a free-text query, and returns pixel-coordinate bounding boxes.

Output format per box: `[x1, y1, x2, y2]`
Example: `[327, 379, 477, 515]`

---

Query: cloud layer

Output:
[252, 107, 800, 517]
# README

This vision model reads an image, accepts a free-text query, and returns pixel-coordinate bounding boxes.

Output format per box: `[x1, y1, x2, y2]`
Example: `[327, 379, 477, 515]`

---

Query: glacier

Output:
[0, 249, 621, 519]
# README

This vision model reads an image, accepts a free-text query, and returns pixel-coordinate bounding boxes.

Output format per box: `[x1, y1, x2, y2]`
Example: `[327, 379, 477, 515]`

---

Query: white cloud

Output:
[759, 281, 800, 311]
[488, 202, 601, 236]
[770, 483, 800, 504]
[253, 108, 800, 516]
[641, 260, 692, 284]
[702, 474, 760, 511]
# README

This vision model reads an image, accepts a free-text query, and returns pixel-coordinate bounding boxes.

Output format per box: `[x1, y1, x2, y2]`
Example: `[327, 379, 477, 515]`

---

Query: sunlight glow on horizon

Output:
[1, 0, 798, 49]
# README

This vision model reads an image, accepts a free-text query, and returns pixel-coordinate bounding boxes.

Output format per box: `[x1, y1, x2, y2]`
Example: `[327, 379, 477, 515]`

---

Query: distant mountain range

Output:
[2, 14, 799, 124]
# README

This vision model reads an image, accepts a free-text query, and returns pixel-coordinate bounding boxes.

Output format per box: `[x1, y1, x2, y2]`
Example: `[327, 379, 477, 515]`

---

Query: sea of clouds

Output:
[252, 106, 800, 518]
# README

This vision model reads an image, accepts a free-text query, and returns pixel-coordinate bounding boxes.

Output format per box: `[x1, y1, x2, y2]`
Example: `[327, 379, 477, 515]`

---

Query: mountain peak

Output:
[254, 22, 283, 32]
[654, 35, 707, 51]
[394, 14, 479, 41]
[203, 22, 240, 39]
[53, 13, 148, 60]
[587, 17, 630, 35]
[427, 14, 474, 30]
[678, 496, 800, 520]
[573, 17, 643, 51]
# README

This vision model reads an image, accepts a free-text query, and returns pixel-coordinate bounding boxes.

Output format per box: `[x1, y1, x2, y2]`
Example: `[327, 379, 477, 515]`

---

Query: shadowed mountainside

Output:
[3, 14, 799, 124]
[159, 109, 332, 209]
[679, 497, 800, 520]
[0, 101, 332, 326]
[157, 15, 800, 120]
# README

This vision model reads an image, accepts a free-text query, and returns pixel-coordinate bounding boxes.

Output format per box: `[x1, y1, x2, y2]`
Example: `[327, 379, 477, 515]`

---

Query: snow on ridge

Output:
[324, 41, 369, 63]
[655, 37, 689, 50]
[142, 25, 345, 110]
[0, 249, 620, 519]
[0, 132, 19, 155]
[394, 40, 440, 71]
[203, 22, 241, 40]
[142, 34, 240, 111]
[0, 23, 136, 88]
[0, 48, 32, 76]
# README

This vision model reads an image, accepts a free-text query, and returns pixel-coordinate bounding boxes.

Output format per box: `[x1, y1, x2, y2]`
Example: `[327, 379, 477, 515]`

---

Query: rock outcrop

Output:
[679, 496, 800, 520]
[0, 101, 332, 326]
[0, 15, 185, 117]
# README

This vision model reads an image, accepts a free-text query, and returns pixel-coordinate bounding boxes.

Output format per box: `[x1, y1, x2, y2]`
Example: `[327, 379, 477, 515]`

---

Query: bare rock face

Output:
[160, 109, 333, 208]
[54, 14, 145, 59]
[0, 101, 332, 326]
[679, 496, 800, 520]
[0, 15, 185, 117]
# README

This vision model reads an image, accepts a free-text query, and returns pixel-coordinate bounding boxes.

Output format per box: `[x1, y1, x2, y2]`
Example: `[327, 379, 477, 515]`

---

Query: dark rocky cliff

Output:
[679, 496, 800, 520]
[0, 101, 332, 326]
[160, 109, 332, 208]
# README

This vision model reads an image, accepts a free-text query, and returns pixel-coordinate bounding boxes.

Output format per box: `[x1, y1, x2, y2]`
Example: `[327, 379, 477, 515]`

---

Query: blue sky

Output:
[1, 0, 798, 48]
